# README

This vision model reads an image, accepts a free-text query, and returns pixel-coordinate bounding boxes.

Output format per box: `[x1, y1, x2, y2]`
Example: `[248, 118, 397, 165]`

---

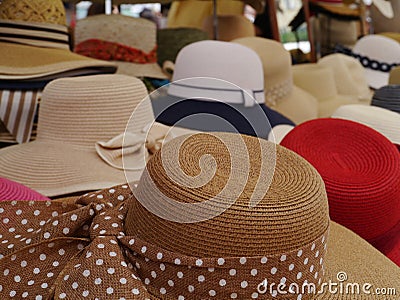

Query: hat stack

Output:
[371, 85, 400, 114]
[281, 118, 400, 266]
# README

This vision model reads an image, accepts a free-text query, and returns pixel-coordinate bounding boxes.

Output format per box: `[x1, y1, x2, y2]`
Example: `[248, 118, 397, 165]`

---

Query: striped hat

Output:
[371, 84, 400, 114]
[281, 118, 400, 266]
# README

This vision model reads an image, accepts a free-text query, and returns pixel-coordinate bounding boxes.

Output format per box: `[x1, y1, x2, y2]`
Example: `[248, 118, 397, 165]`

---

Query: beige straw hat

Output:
[0, 0, 117, 80]
[74, 14, 167, 79]
[292, 63, 361, 117]
[0, 74, 191, 197]
[202, 14, 255, 41]
[232, 37, 319, 124]
[0, 132, 398, 299]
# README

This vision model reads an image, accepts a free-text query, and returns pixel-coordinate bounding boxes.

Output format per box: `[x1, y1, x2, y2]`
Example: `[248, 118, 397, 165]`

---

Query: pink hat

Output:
[0, 178, 49, 201]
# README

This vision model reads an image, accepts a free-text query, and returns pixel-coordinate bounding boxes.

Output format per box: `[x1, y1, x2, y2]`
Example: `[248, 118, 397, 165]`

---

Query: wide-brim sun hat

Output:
[281, 118, 400, 266]
[332, 104, 400, 145]
[0, 177, 49, 201]
[0, 0, 117, 81]
[74, 14, 168, 79]
[0, 132, 399, 299]
[232, 37, 319, 124]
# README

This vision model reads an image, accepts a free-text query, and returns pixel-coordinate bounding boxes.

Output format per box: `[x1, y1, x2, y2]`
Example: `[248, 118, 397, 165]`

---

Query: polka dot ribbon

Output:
[0, 184, 328, 299]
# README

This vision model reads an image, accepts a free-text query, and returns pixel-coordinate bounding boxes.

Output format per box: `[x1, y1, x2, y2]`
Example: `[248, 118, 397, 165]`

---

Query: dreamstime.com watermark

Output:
[256, 272, 397, 296]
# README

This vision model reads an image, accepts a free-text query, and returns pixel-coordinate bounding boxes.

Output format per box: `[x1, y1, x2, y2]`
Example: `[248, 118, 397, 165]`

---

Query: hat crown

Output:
[0, 0, 66, 26]
[37, 74, 154, 149]
[126, 132, 330, 258]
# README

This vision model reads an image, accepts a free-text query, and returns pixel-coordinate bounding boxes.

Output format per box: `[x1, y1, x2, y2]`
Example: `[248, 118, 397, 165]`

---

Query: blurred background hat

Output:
[202, 14, 255, 41]
[371, 84, 400, 114]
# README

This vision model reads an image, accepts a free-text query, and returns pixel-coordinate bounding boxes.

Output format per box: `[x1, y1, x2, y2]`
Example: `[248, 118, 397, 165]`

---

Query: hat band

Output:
[0, 185, 328, 299]
[168, 82, 265, 107]
[0, 20, 70, 50]
[335, 44, 400, 73]
[265, 78, 292, 107]
[74, 39, 157, 64]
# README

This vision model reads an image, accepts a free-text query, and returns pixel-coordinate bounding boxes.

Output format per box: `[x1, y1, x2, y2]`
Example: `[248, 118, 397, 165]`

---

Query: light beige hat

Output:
[202, 14, 255, 41]
[0, 0, 117, 80]
[232, 37, 319, 124]
[317, 53, 373, 103]
[332, 104, 400, 145]
[74, 14, 167, 79]
[292, 63, 361, 118]
[0, 74, 191, 197]
[267, 124, 295, 144]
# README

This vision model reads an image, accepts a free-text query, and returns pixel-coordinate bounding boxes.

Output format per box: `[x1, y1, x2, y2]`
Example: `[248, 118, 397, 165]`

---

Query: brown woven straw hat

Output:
[0, 132, 398, 299]
[74, 14, 167, 79]
[0, 0, 117, 80]
[0, 74, 173, 197]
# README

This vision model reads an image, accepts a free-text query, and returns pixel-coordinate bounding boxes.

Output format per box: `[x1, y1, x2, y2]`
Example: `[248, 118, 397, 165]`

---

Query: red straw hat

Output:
[0, 177, 49, 201]
[281, 118, 400, 266]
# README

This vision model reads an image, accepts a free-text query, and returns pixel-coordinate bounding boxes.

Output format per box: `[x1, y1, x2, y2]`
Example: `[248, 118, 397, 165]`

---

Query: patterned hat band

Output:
[0, 20, 70, 50]
[0, 185, 328, 299]
[265, 78, 293, 107]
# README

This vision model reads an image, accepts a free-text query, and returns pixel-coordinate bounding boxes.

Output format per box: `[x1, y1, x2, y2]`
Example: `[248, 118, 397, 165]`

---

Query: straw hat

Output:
[351, 35, 400, 90]
[0, 74, 189, 197]
[157, 27, 209, 66]
[389, 66, 400, 84]
[233, 37, 319, 124]
[0, 177, 49, 201]
[202, 14, 255, 41]
[371, 84, 400, 114]
[0, 0, 117, 81]
[281, 118, 400, 266]
[292, 63, 359, 117]
[332, 104, 400, 145]
[0, 132, 399, 299]
[317, 53, 372, 103]
[74, 14, 167, 79]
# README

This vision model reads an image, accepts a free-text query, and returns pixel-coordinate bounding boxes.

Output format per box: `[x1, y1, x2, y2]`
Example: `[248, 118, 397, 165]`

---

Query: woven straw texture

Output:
[0, 177, 49, 201]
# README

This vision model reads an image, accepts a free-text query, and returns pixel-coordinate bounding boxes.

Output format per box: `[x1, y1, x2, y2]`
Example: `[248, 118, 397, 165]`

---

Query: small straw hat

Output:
[0, 0, 117, 81]
[202, 14, 255, 41]
[371, 84, 400, 114]
[0, 132, 399, 298]
[281, 118, 400, 266]
[74, 14, 167, 79]
[332, 104, 400, 145]
[0, 177, 49, 201]
[0, 74, 186, 197]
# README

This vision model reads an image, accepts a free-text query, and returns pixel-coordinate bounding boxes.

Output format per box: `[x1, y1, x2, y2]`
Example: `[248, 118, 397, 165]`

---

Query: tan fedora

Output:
[0, 0, 117, 80]
[292, 63, 361, 117]
[0, 74, 192, 197]
[202, 14, 255, 41]
[0, 132, 398, 299]
[233, 37, 319, 124]
[74, 14, 167, 79]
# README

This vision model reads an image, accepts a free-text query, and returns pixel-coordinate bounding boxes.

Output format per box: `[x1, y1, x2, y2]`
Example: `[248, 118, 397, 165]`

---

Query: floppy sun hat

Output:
[281, 118, 400, 266]
[0, 74, 187, 197]
[74, 14, 167, 79]
[0, 177, 49, 201]
[0, 0, 117, 81]
[0, 132, 399, 299]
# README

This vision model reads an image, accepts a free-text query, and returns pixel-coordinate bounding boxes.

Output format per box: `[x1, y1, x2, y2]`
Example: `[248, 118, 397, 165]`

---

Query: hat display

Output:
[317, 53, 372, 103]
[292, 63, 359, 117]
[233, 37, 319, 124]
[332, 104, 400, 145]
[74, 14, 167, 79]
[202, 15, 255, 41]
[0, 177, 49, 201]
[0, 0, 117, 81]
[371, 84, 400, 114]
[0, 132, 399, 299]
[281, 118, 400, 266]
[0, 74, 190, 197]
[351, 35, 400, 89]
[157, 27, 209, 67]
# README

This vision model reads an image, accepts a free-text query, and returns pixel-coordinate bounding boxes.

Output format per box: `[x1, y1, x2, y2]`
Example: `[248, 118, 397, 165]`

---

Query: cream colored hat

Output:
[267, 124, 295, 144]
[202, 14, 255, 41]
[292, 63, 361, 118]
[233, 37, 319, 124]
[74, 14, 167, 79]
[318, 53, 373, 103]
[0, 75, 191, 197]
[332, 104, 400, 145]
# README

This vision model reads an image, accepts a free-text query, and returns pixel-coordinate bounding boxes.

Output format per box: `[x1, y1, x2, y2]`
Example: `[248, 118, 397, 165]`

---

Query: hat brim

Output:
[318, 94, 361, 118]
[0, 42, 117, 80]
[114, 60, 168, 79]
[269, 85, 319, 124]
[364, 69, 389, 90]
